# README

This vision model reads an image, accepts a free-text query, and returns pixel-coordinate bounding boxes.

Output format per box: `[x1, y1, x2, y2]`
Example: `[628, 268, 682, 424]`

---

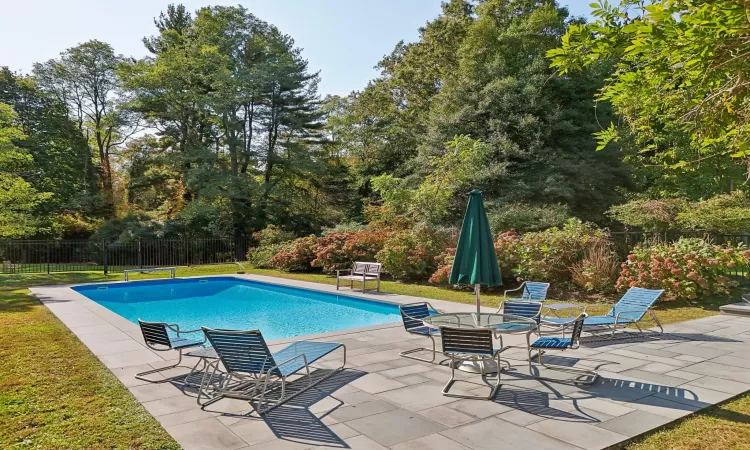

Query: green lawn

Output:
[0, 265, 748, 449]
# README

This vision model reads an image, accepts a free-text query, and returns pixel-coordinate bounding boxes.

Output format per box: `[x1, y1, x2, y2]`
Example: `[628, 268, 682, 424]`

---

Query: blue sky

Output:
[0, 1, 593, 96]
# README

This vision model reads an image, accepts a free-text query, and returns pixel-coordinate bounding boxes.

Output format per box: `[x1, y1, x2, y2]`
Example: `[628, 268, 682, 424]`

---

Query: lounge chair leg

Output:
[377, 278, 380, 292]
[135, 349, 186, 383]
[650, 310, 663, 333]
[442, 356, 500, 400]
[399, 334, 438, 363]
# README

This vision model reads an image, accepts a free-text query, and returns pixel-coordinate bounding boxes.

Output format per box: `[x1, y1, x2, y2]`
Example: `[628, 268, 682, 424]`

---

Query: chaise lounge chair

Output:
[502, 281, 550, 303]
[136, 319, 207, 383]
[542, 287, 664, 336]
[526, 314, 599, 384]
[197, 328, 346, 414]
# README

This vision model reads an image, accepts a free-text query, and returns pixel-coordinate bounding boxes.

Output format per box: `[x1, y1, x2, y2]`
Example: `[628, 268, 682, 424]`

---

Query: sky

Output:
[0, 0, 593, 96]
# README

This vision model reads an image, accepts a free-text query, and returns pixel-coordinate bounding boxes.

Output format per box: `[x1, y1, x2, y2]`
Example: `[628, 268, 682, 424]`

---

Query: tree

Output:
[548, 0, 750, 190]
[0, 103, 52, 238]
[34, 41, 138, 214]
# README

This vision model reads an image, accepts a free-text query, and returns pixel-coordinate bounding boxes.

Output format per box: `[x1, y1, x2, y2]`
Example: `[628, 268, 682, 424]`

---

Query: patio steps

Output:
[720, 302, 750, 317]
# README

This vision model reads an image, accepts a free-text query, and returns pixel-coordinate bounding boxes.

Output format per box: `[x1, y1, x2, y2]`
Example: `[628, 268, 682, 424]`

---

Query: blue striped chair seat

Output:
[407, 326, 440, 336]
[169, 337, 204, 349]
[530, 337, 573, 349]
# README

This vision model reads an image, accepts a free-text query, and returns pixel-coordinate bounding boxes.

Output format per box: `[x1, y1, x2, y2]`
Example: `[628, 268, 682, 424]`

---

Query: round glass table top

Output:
[422, 312, 537, 333]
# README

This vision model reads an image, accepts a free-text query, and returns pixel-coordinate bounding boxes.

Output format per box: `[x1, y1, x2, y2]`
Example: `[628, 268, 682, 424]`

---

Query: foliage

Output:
[321, 222, 366, 235]
[34, 40, 135, 213]
[251, 225, 295, 247]
[608, 198, 688, 232]
[0, 103, 53, 238]
[610, 192, 750, 233]
[311, 230, 391, 273]
[428, 247, 456, 285]
[571, 244, 619, 292]
[487, 203, 571, 233]
[270, 235, 317, 272]
[494, 219, 611, 286]
[617, 238, 750, 300]
[376, 227, 455, 280]
[549, 0, 750, 190]
[89, 214, 164, 243]
[247, 243, 285, 269]
[676, 192, 750, 233]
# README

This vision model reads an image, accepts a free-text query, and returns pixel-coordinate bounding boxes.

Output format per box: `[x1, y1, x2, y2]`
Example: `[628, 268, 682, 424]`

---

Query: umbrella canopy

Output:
[449, 190, 502, 317]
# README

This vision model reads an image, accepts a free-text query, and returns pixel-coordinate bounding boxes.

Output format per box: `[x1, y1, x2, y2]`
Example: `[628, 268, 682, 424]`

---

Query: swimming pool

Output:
[73, 277, 402, 340]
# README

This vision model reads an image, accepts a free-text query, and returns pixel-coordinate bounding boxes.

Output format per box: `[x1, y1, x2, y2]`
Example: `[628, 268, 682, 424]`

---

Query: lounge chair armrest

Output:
[614, 310, 650, 321]
[271, 353, 309, 373]
[503, 285, 524, 300]
[425, 302, 441, 314]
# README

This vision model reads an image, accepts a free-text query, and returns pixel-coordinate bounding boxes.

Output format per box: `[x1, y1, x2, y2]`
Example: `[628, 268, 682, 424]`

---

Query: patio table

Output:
[423, 312, 537, 374]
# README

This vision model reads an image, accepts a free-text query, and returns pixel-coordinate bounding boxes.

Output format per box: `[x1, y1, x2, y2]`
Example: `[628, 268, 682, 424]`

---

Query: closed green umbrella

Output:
[449, 190, 502, 319]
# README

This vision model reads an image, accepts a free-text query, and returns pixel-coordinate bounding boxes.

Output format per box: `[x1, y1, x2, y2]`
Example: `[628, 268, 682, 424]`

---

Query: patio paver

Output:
[31, 274, 750, 450]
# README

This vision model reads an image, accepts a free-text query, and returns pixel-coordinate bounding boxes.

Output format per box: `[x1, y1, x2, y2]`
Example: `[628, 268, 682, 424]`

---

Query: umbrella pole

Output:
[474, 284, 481, 323]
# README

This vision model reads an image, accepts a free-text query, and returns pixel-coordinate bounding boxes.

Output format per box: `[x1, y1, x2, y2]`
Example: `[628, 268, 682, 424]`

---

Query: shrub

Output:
[321, 222, 366, 235]
[377, 227, 455, 280]
[311, 229, 391, 273]
[571, 244, 619, 292]
[676, 191, 750, 233]
[608, 198, 687, 232]
[252, 225, 295, 247]
[246, 243, 285, 269]
[491, 219, 610, 286]
[270, 235, 317, 271]
[428, 247, 456, 284]
[487, 203, 571, 233]
[616, 238, 750, 300]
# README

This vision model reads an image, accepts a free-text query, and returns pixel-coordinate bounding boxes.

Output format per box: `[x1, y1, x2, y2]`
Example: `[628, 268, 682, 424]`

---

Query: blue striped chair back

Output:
[440, 327, 494, 356]
[570, 314, 586, 345]
[400, 303, 431, 331]
[522, 282, 550, 302]
[609, 288, 664, 321]
[139, 320, 172, 348]
[202, 328, 280, 376]
[502, 301, 543, 323]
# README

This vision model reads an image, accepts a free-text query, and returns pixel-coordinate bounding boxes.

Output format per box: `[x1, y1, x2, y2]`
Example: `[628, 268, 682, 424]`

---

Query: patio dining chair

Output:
[198, 328, 346, 414]
[502, 281, 550, 303]
[399, 302, 441, 363]
[526, 314, 599, 384]
[136, 319, 207, 383]
[440, 326, 502, 400]
[542, 287, 664, 336]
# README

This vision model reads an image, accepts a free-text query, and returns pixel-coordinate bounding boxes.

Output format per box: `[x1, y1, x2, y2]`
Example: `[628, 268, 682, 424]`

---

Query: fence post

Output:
[138, 239, 143, 269]
[46, 241, 50, 274]
[103, 241, 108, 275]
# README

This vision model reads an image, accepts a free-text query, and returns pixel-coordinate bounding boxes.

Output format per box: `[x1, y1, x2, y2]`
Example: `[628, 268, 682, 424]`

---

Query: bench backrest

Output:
[521, 282, 550, 302]
[353, 262, 382, 275]
[609, 287, 664, 321]
[202, 328, 281, 376]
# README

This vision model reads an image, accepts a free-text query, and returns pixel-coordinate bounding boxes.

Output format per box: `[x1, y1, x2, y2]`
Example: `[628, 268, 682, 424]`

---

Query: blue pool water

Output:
[73, 277, 401, 340]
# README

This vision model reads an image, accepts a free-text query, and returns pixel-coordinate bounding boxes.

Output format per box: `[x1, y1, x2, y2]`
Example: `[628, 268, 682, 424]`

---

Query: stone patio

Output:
[31, 275, 750, 450]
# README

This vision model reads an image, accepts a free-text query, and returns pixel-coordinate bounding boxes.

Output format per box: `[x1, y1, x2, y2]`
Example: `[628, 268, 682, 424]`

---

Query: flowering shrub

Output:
[377, 227, 455, 280]
[270, 235, 317, 272]
[311, 230, 392, 273]
[428, 247, 456, 284]
[616, 238, 750, 299]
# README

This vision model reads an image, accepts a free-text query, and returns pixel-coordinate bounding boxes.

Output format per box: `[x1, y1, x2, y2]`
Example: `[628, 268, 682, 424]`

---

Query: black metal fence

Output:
[0, 238, 249, 274]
